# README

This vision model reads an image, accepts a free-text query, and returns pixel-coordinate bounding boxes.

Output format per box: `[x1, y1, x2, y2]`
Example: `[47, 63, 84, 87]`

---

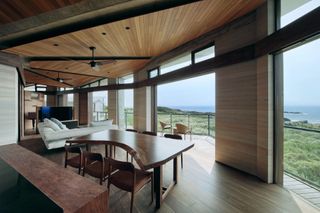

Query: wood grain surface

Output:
[68, 129, 194, 170]
[0, 144, 108, 213]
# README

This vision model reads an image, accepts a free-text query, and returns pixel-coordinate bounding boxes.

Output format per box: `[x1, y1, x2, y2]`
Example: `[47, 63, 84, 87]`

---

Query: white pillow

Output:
[43, 118, 61, 131]
[51, 118, 68, 130]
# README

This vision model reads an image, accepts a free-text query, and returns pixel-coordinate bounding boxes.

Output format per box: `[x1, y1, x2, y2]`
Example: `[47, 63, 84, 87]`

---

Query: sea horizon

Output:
[158, 105, 320, 124]
[159, 105, 215, 113]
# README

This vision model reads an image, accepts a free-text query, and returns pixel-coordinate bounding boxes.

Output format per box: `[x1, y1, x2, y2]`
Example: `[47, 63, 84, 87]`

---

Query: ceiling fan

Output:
[56, 72, 71, 83]
[84, 46, 115, 71]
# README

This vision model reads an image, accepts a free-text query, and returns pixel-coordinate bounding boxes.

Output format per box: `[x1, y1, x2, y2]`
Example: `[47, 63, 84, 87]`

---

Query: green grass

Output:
[284, 127, 320, 188]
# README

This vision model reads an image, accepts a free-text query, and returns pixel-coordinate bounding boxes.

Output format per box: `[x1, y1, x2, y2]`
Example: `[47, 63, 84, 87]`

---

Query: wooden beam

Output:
[28, 67, 105, 78]
[25, 56, 152, 62]
[25, 68, 73, 87]
[0, 0, 200, 49]
[255, 6, 320, 56]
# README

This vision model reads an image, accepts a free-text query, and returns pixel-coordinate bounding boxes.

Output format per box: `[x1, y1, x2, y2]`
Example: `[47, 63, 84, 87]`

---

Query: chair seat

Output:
[66, 155, 82, 168]
[85, 158, 110, 178]
[110, 169, 152, 192]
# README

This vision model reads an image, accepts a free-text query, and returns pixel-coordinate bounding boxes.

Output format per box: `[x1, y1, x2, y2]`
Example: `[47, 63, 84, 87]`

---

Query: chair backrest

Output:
[108, 157, 135, 173]
[159, 121, 168, 129]
[175, 123, 189, 133]
[65, 145, 82, 154]
[83, 152, 103, 162]
[164, 134, 182, 140]
[126, 129, 138, 133]
[142, 131, 157, 136]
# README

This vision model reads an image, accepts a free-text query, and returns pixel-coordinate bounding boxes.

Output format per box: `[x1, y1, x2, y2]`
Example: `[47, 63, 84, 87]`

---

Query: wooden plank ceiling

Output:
[4, 0, 264, 88]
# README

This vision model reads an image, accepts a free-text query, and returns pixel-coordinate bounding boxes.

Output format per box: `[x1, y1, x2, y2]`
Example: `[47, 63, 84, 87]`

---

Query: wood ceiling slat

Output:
[4, 0, 264, 86]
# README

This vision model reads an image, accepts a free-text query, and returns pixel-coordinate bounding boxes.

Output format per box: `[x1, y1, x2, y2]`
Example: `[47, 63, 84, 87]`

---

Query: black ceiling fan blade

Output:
[25, 56, 152, 61]
[97, 60, 116, 66]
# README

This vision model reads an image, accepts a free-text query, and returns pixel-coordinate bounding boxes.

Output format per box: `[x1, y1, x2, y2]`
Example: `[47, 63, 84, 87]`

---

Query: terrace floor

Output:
[26, 134, 319, 212]
[284, 174, 320, 209]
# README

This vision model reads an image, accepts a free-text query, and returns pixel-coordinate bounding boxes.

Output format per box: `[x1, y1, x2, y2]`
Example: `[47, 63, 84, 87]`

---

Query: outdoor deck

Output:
[284, 174, 320, 209]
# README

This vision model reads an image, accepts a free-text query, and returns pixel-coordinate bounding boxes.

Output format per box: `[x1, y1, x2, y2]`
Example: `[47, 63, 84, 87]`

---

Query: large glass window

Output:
[157, 73, 215, 137]
[92, 91, 108, 121]
[160, 54, 191, 75]
[67, 94, 73, 107]
[282, 37, 320, 189]
[122, 75, 134, 128]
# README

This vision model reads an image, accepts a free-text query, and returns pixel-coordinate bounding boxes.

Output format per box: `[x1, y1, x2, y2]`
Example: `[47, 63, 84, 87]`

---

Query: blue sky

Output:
[158, 73, 215, 107]
[283, 0, 320, 106]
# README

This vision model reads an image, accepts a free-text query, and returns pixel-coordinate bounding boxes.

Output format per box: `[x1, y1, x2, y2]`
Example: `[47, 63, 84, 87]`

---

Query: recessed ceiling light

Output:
[125, 26, 130, 30]
[53, 43, 59, 46]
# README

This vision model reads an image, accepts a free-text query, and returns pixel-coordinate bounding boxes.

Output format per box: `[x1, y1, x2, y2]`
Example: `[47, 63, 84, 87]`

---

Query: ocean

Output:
[165, 105, 320, 124]
[284, 106, 320, 124]
[165, 106, 215, 113]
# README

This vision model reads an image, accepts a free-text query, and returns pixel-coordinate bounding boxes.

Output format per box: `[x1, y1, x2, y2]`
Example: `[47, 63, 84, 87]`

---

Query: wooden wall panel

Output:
[78, 92, 88, 125]
[216, 61, 258, 175]
[214, 2, 274, 182]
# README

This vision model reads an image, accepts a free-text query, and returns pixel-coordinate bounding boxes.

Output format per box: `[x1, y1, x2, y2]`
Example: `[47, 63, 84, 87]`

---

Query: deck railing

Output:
[92, 111, 108, 121]
[284, 125, 320, 189]
[124, 112, 215, 137]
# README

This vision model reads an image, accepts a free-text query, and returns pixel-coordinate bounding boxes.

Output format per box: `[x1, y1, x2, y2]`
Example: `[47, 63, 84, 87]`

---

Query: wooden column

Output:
[78, 92, 88, 125]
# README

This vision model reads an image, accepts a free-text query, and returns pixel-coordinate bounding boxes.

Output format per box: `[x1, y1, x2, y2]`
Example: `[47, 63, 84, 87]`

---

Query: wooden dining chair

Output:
[107, 157, 153, 213]
[64, 144, 83, 174]
[159, 121, 171, 136]
[142, 131, 157, 136]
[125, 129, 138, 162]
[164, 134, 184, 168]
[83, 152, 111, 185]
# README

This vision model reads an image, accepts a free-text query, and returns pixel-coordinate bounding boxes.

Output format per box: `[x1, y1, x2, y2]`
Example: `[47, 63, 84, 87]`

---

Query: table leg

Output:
[154, 166, 163, 209]
[173, 157, 178, 184]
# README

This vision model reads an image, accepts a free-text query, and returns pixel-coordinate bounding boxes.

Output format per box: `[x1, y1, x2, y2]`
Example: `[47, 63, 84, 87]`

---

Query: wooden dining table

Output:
[67, 129, 194, 209]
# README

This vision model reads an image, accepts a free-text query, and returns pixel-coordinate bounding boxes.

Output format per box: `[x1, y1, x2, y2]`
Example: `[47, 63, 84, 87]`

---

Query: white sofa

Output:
[38, 119, 117, 149]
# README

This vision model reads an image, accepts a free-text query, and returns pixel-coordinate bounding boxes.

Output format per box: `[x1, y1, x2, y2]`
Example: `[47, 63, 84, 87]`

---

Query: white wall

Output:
[0, 64, 18, 145]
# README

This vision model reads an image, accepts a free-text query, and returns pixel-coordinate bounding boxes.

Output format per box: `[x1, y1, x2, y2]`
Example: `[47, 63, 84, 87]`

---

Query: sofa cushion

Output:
[43, 118, 61, 131]
[51, 118, 69, 130]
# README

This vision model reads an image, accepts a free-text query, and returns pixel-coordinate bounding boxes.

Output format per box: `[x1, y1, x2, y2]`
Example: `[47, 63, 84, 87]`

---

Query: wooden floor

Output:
[284, 174, 320, 209]
[24, 135, 319, 213]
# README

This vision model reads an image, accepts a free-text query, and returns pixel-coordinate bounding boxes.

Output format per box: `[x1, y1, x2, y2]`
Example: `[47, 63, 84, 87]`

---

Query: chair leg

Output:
[78, 167, 81, 174]
[150, 176, 154, 204]
[130, 192, 135, 213]
[181, 153, 183, 169]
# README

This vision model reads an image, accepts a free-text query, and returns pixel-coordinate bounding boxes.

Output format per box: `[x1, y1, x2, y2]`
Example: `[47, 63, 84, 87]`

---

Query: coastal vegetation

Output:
[284, 120, 320, 188]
